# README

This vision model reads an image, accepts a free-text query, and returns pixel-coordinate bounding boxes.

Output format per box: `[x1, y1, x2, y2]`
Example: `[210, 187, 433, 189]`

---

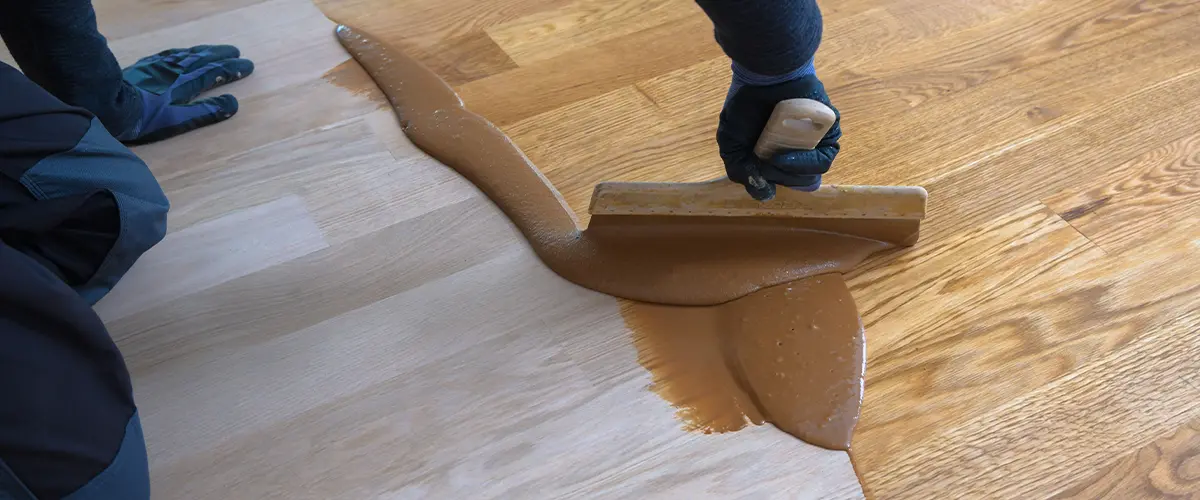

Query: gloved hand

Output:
[717, 72, 841, 201]
[114, 45, 254, 144]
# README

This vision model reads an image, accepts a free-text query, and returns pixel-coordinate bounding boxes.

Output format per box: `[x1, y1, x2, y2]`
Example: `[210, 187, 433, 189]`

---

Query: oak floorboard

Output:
[110, 197, 519, 372]
[847, 66, 1200, 477]
[865, 304, 1200, 498]
[313, 0, 577, 64]
[140, 250, 864, 498]
[837, 0, 1198, 112]
[1043, 131, 1200, 257]
[1052, 417, 1200, 499]
[93, 0, 267, 41]
[833, 10, 1200, 188]
[484, 0, 698, 66]
[94, 195, 329, 323]
[454, 14, 723, 126]
[854, 239, 1200, 474]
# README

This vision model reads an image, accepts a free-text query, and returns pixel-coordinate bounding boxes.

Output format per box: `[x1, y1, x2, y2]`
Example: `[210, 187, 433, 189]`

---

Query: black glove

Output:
[717, 73, 841, 201]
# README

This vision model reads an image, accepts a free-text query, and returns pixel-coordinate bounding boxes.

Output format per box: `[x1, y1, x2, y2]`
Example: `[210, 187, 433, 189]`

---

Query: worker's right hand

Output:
[113, 45, 254, 145]
[717, 71, 841, 201]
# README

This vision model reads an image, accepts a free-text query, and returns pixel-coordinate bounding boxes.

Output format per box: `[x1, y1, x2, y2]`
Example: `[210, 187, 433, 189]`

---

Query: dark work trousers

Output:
[1, 61, 164, 499]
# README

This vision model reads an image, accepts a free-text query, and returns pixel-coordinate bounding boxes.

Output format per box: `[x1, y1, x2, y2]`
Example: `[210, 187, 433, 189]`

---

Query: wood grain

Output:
[94, 195, 328, 323]
[835, 10, 1200, 189]
[157, 114, 477, 243]
[505, 82, 722, 224]
[832, 0, 1199, 122]
[853, 240, 1200, 475]
[111, 198, 519, 373]
[864, 305, 1200, 498]
[455, 13, 723, 126]
[314, 0, 575, 48]
[92, 0, 267, 40]
[1044, 131, 1200, 256]
[140, 250, 865, 498]
[894, 48, 1200, 247]
[1052, 418, 1200, 499]
[2, 0, 1194, 496]
[485, 0, 698, 66]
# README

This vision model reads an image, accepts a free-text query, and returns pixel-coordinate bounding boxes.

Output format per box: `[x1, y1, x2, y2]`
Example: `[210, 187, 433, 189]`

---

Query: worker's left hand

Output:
[114, 45, 254, 144]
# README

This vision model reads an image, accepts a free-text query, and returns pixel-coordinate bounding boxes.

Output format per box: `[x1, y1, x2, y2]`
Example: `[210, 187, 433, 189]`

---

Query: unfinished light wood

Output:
[137, 249, 865, 498]
[1, 0, 1193, 497]
[589, 179, 927, 220]
[92, 195, 328, 323]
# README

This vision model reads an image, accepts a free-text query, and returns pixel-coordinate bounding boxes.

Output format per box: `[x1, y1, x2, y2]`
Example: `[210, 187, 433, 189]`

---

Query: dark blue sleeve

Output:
[0, 0, 142, 136]
[694, 0, 824, 76]
[0, 62, 169, 305]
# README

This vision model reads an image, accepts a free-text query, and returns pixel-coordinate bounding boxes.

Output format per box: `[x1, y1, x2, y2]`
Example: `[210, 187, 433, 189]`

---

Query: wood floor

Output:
[4, 0, 1197, 497]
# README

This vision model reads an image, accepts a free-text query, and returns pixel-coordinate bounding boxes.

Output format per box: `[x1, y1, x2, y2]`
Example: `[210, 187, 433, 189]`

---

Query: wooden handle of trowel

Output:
[753, 98, 837, 159]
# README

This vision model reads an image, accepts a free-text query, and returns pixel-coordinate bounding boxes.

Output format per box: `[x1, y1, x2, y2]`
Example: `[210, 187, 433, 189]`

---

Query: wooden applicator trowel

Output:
[335, 23, 917, 306]
[589, 99, 928, 246]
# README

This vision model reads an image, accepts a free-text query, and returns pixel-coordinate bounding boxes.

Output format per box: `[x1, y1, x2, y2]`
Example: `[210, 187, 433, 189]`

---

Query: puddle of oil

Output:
[621, 273, 865, 451]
